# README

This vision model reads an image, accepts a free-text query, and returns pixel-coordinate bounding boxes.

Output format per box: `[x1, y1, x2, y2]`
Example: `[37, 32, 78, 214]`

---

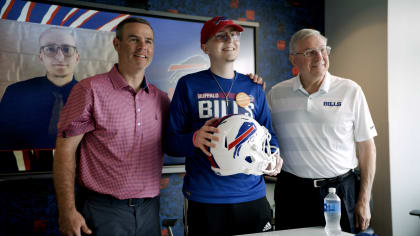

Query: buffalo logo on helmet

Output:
[208, 114, 279, 176]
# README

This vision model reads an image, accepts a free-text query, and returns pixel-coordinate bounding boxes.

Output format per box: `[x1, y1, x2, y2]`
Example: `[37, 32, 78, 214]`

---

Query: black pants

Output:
[79, 188, 161, 236]
[187, 197, 273, 236]
[274, 171, 358, 233]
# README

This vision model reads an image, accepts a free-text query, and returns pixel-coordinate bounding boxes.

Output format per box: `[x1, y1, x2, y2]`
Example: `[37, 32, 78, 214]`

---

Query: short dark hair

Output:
[115, 17, 153, 39]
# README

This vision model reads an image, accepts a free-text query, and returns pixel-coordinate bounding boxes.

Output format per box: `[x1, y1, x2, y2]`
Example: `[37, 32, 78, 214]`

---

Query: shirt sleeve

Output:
[57, 81, 95, 138]
[266, 88, 273, 111]
[255, 85, 279, 150]
[164, 77, 196, 157]
[354, 86, 377, 142]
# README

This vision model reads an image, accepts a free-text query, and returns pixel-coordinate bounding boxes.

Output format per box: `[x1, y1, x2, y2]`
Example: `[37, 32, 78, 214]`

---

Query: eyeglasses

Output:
[40, 44, 77, 57]
[213, 31, 241, 42]
[292, 46, 331, 58]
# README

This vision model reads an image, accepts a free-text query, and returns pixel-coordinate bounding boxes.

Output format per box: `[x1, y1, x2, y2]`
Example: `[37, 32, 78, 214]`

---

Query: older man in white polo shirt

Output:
[267, 28, 377, 234]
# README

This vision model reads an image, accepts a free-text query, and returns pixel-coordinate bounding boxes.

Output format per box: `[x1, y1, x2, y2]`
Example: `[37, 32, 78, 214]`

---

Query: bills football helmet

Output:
[209, 114, 279, 176]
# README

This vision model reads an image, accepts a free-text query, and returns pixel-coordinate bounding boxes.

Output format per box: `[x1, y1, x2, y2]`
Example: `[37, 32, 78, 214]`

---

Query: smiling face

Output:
[201, 26, 240, 64]
[39, 30, 80, 80]
[290, 34, 329, 81]
[113, 22, 154, 73]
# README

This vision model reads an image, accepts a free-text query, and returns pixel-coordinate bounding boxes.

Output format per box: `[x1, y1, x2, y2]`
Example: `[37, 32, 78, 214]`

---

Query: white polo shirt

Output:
[267, 72, 377, 178]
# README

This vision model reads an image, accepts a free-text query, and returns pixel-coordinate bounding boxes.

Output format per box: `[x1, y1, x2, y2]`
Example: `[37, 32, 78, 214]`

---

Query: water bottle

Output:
[324, 187, 342, 236]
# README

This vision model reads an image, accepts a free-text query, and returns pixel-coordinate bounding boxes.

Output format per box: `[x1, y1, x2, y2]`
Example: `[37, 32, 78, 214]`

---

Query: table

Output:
[239, 227, 354, 236]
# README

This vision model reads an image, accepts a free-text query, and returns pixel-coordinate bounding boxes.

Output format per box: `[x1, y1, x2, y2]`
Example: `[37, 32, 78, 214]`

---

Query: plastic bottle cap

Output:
[328, 187, 336, 193]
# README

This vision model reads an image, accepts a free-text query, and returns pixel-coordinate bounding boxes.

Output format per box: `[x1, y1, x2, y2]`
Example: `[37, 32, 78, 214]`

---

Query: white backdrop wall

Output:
[325, 0, 391, 235]
[326, 0, 420, 236]
[388, 0, 420, 235]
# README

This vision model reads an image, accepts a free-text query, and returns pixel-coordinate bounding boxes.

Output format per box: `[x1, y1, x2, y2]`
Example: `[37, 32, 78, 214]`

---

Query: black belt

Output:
[311, 170, 353, 188]
[83, 188, 151, 207]
[284, 170, 354, 188]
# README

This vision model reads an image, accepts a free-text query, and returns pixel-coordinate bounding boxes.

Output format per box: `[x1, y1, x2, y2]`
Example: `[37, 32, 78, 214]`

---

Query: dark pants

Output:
[274, 171, 358, 233]
[186, 197, 273, 236]
[79, 188, 161, 236]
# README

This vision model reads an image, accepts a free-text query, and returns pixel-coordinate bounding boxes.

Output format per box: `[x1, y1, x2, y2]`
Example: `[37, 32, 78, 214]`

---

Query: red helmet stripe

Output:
[228, 126, 255, 150]
[207, 155, 219, 168]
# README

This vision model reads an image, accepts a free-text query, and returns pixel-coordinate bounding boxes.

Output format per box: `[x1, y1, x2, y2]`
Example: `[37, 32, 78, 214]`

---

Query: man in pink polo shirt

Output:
[53, 17, 170, 236]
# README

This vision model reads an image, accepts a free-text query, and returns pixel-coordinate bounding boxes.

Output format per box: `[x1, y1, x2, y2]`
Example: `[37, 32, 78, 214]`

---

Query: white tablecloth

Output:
[238, 227, 354, 236]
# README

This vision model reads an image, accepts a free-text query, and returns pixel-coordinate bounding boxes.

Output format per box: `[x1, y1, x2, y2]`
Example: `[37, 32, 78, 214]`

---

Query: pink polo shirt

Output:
[57, 65, 170, 199]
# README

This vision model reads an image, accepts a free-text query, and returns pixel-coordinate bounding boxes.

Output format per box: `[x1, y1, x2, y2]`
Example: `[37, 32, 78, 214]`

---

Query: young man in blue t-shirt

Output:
[165, 16, 283, 235]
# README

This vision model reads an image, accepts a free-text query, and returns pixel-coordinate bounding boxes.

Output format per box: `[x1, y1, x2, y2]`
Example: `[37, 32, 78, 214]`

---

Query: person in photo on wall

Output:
[0, 27, 80, 171]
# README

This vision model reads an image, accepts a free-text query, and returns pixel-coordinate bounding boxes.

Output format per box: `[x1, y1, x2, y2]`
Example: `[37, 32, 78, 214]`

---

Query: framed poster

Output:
[0, 0, 258, 176]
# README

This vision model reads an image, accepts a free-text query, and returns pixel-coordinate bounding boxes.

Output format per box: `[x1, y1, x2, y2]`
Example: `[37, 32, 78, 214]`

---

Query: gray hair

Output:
[289, 28, 327, 54]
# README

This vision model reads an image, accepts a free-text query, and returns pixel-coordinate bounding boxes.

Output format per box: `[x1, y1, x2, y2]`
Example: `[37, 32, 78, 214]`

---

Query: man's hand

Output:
[248, 73, 266, 90]
[59, 209, 92, 236]
[54, 135, 88, 236]
[355, 139, 375, 232]
[193, 117, 220, 156]
[266, 154, 283, 176]
[355, 200, 371, 231]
